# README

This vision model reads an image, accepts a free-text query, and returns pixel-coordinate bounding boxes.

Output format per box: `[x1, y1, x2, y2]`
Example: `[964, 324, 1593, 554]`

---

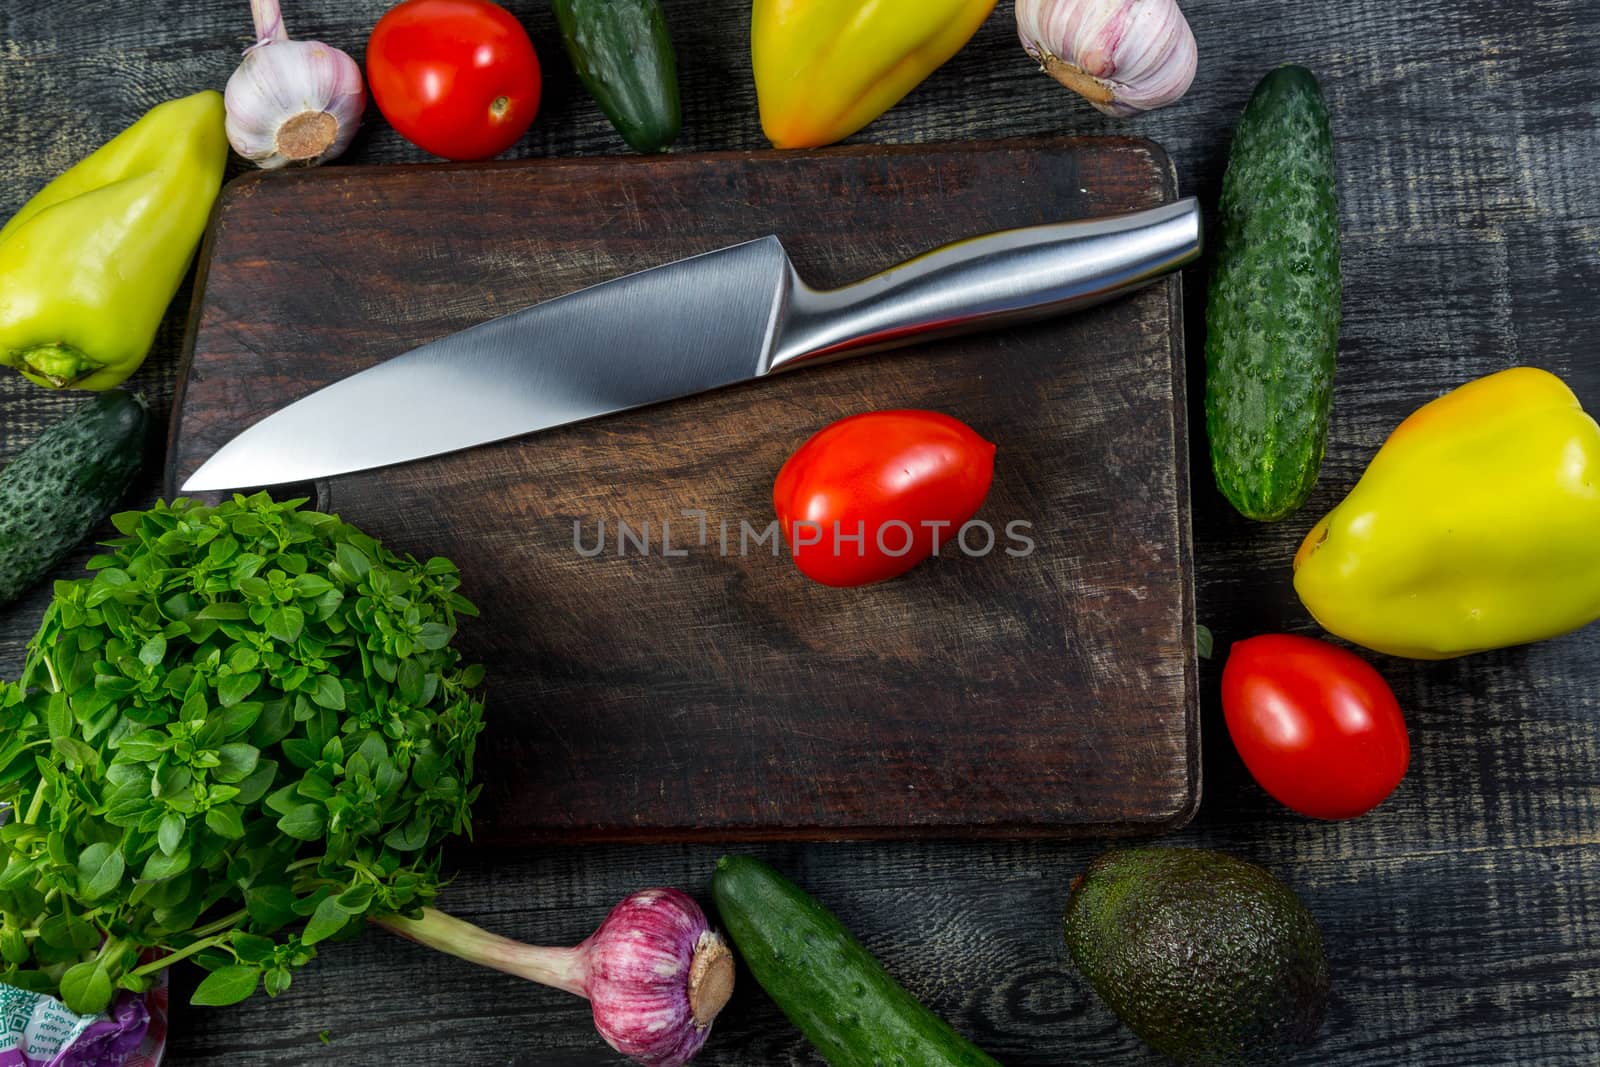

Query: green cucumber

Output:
[712, 855, 1002, 1067]
[553, 0, 680, 154]
[1204, 65, 1342, 521]
[0, 390, 147, 605]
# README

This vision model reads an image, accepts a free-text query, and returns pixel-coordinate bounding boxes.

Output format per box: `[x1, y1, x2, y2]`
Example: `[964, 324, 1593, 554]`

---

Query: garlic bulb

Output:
[1016, 0, 1198, 117]
[224, 0, 365, 168]
[377, 889, 735, 1067]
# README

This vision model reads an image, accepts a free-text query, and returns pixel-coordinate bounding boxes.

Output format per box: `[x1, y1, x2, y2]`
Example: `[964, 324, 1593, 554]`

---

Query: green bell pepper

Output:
[0, 90, 227, 390]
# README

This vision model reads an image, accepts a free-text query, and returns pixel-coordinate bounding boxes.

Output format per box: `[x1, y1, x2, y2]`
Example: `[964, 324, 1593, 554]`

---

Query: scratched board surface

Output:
[4, 0, 1599, 1063]
[166, 139, 1198, 841]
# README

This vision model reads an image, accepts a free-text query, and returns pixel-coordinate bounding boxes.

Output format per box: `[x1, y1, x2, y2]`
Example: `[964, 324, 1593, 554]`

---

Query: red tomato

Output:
[1222, 634, 1410, 819]
[366, 0, 541, 160]
[773, 410, 996, 588]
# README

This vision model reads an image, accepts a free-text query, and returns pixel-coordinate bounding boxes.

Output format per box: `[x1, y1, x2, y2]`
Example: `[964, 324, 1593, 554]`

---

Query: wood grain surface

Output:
[2, 0, 1598, 1064]
[166, 141, 1197, 841]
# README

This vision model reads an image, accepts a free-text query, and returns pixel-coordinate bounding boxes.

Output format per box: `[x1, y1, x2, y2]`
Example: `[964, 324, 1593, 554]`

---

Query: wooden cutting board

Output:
[167, 138, 1199, 842]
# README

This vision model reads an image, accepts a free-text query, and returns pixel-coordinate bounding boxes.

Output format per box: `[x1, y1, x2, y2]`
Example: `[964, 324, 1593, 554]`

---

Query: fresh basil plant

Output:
[0, 494, 485, 1013]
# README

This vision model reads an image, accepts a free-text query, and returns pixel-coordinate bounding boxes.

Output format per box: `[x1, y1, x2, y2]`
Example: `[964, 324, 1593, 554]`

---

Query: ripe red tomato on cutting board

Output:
[773, 410, 996, 588]
[366, 0, 542, 161]
[1222, 633, 1410, 819]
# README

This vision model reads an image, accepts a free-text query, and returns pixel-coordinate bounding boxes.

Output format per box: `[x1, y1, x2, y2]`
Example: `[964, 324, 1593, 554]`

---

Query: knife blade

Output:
[182, 197, 1201, 491]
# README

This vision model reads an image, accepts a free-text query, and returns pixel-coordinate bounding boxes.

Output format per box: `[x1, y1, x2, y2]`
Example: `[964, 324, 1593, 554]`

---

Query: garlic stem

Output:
[250, 0, 288, 46]
[376, 907, 589, 997]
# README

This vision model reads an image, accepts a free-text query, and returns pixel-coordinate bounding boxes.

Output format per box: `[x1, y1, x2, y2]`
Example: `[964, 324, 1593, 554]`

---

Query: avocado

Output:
[1063, 847, 1329, 1066]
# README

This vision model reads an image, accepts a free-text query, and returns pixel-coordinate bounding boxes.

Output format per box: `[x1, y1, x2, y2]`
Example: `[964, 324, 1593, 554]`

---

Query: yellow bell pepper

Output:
[0, 91, 227, 390]
[1293, 367, 1600, 659]
[752, 0, 997, 149]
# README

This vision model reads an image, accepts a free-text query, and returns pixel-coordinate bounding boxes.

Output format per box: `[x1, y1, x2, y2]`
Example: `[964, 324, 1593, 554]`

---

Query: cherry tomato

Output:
[773, 410, 996, 588]
[366, 0, 541, 161]
[1222, 634, 1410, 819]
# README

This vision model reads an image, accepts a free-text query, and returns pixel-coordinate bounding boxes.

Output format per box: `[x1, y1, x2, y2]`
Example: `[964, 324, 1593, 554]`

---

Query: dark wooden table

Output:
[3, 2, 1596, 1064]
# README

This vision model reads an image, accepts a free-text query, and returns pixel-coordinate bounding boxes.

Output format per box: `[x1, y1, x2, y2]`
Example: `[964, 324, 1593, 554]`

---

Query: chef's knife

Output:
[182, 197, 1202, 491]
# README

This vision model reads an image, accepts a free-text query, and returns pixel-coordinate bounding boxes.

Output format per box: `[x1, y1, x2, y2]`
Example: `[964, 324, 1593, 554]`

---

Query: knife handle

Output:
[764, 197, 1202, 373]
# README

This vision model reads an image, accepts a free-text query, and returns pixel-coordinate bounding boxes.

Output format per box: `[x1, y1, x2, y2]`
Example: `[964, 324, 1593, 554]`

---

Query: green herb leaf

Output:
[245, 883, 299, 931]
[181, 686, 209, 725]
[232, 551, 268, 579]
[116, 729, 170, 761]
[139, 635, 167, 667]
[117, 971, 153, 993]
[219, 700, 263, 739]
[2, 927, 30, 964]
[334, 543, 371, 582]
[110, 510, 144, 537]
[53, 736, 100, 770]
[231, 932, 277, 965]
[213, 742, 260, 783]
[309, 674, 346, 711]
[396, 659, 426, 705]
[141, 845, 191, 881]
[45, 691, 71, 740]
[39, 913, 99, 953]
[293, 574, 335, 597]
[335, 883, 376, 913]
[236, 576, 271, 600]
[217, 671, 261, 708]
[280, 738, 318, 769]
[252, 699, 294, 747]
[46, 829, 73, 868]
[94, 675, 138, 699]
[164, 790, 199, 816]
[232, 759, 279, 806]
[265, 967, 293, 997]
[77, 843, 126, 901]
[266, 605, 305, 645]
[60, 960, 114, 1015]
[301, 894, 351, 946]
[383, 813, 433, 852]
[153, 763, 192, 799]
[105, 796, 149, 827]
[276, 804, 326, 841]
[204, 804, 247, 840]
[157, 812, 186, 856]
[192, 964, 260, 1007]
